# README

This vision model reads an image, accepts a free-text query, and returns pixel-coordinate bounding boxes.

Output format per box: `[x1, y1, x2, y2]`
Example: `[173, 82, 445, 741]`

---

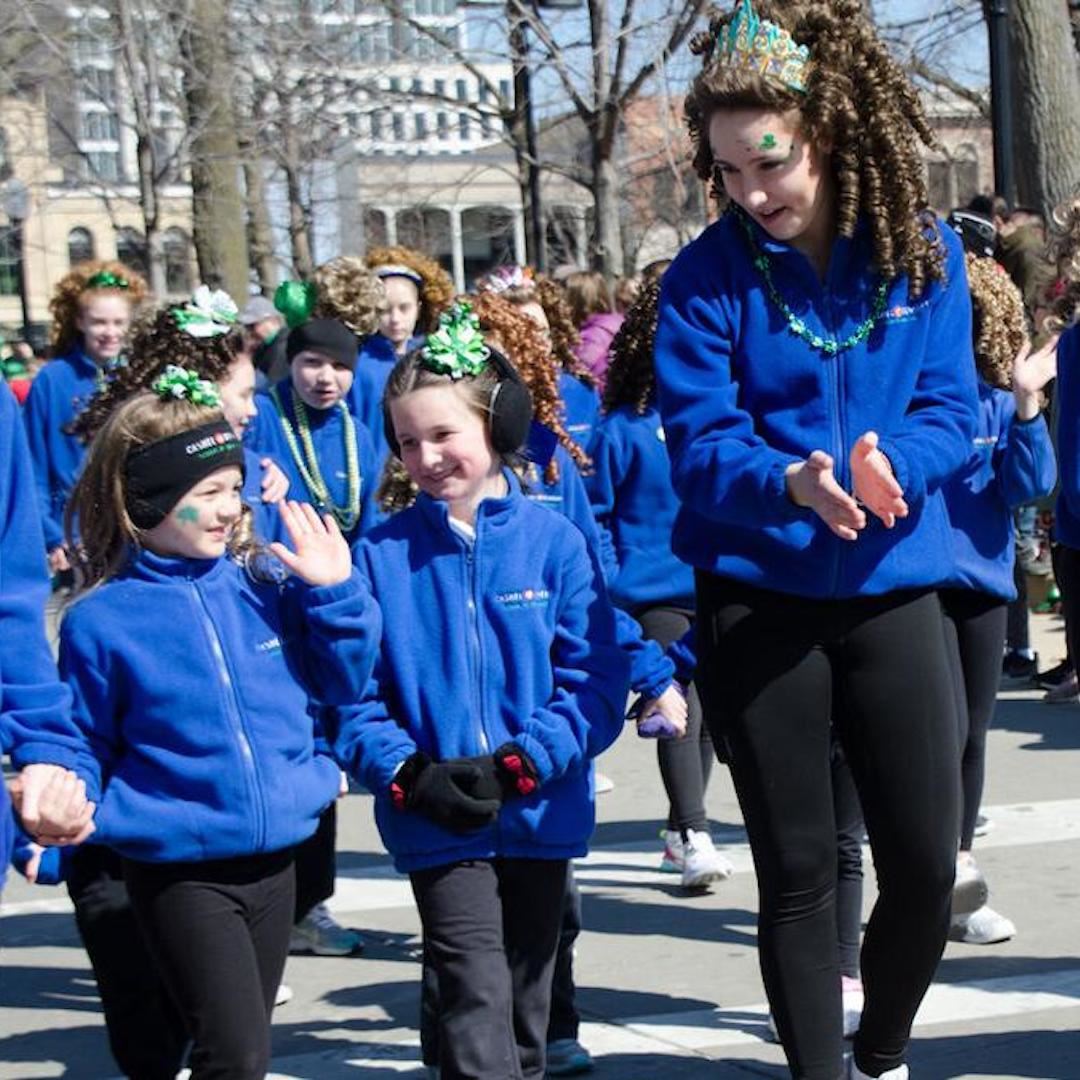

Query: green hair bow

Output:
[152, 364, 221, 407]
[422, 302, 490, 379]
[172, 285, 239, 339]
[274, 280, 318, 328]
[86, 270, 130, 290]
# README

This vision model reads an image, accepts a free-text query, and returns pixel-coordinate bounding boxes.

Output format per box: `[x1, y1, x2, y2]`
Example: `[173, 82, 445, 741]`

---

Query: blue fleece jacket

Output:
[559, 371, 601, 452]
[655, 212, 978, 599]
[523, 445, 675, 700]
[1054, 325, 1080, 549]
[22, 350, 99, 550]
[585, 404, 694, 610]
[250, 377, 381, 541]
[334, 480, 629, 872]
[1, 382, 87, 890]
[241, 448, 288, 545]
[347, 333, 405, 461]
[942, 383, 1055, 599]
[59, 549, 380, 863]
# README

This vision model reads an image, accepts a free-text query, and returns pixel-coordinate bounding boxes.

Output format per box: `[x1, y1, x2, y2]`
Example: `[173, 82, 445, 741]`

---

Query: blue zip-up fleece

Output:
[59, 549, 380, 863]
[655, 213, 978, 599]
[251, 377, 382, 541]
[347, 333, 411, 461]
[942, 382, 1055, 599]
[334, 481, 630, 873]
[524, 445, 674, 699]
[22, 350, 99, 550]
[241, 447, 288, 545]
[1054, 325, 1080, 548]
[559, 371, 601, 452]
[586, 404, 695, 610]
[1, 382, 87, 889]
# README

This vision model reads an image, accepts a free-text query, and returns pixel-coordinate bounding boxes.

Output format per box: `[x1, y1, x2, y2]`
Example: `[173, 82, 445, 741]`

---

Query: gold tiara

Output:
[715, 0, 810, 95]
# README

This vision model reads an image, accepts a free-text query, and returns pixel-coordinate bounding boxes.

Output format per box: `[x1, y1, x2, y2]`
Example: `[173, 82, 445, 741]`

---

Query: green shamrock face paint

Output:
[759, 133, 777, 151]
[175, 505, 200, 526]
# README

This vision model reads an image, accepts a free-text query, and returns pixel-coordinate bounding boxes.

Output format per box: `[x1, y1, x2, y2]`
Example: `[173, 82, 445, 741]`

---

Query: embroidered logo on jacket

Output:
[256, 636, 283, 653]
[495, 588, 551, 610]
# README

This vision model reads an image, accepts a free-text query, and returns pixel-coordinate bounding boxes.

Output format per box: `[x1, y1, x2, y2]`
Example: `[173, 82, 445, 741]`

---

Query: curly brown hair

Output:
[469, 292, 590, 481]
[604, 275, 663, 414]
[534, 276, 596, 386]
[686, 0, 943, 297]
[49, 260, 150, 356]
[365, 245, 454, 333]
[965, 254, 1025, 390]
[72, 304, 243, 444]
[311, 257, 387, 336]
[1049, 193, 1080, 329]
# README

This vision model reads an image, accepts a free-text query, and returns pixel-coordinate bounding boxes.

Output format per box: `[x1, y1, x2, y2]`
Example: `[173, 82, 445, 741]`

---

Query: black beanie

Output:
[286, 318, 359, 371]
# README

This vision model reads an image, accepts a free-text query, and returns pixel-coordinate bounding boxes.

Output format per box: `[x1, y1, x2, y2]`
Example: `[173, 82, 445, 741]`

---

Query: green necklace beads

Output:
[738, 213, 889, 357]
[271, 387, 361, 532]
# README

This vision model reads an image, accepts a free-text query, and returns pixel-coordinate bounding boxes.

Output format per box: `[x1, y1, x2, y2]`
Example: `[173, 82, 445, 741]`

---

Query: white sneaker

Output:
[594, 772, 615, 794]
[659, 829, 685, 873]
[847, 1056, 908, 1080]
[274, 982, 293, 1007]
[951, 856, 988, 916]
[290, 902, 364, 956]
[949, 904, 1016, 945]
[841, 975, 864, 1039]
[681, 830, 733, 890]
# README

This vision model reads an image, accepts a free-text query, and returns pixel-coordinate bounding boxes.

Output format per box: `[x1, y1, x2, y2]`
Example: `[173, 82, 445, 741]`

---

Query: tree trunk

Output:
[281, 118, 314, 279]
[178, 0, 250, 299]
[587, 0, 623, 279]
[1009, 0, 1080, 219]
[239, 134, 279, 292]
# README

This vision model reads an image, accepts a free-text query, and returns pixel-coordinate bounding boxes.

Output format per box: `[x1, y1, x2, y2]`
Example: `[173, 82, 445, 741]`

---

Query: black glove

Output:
[389, 753, 500, 833]
[449, 743, 541, 802]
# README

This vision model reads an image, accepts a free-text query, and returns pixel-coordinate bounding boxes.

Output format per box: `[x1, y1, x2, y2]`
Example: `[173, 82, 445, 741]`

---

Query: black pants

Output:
[547, 864, 583, 1042]
[1058, 543, 1080, 666]
[940, 588, 1009, 851]
[831, 740, 865, 981]
[696, 575, 959, 1080]
[124, 849, 295, 1080]
[67, 845, 188, 1080]
[412, 857, 567, 1080]
[636, 606, 714, 833]
[1005, 559, 1029, 652]
[294, 801, 337, 922]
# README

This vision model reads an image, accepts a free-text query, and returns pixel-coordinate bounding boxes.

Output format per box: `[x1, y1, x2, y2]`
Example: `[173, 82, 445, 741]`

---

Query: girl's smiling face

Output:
[389, 383, 505, 525]
[709, 108, 834, 266]
[141, 466, 244, 560]
[77, 293, 132, 364]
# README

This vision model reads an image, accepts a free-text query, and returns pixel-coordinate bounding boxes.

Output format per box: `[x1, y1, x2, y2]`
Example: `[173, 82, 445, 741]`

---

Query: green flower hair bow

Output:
[152, 364, 221, 407]
[422, 302, 490, 379]
[86, 270, 130, 290]
[274, 280, 318, 328]
[172, 285, 239, 339]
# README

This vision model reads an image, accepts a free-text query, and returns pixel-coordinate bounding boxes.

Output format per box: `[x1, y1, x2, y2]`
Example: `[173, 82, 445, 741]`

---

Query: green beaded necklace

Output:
[271, 386, 361, 532]
[738, 213, 889, 357]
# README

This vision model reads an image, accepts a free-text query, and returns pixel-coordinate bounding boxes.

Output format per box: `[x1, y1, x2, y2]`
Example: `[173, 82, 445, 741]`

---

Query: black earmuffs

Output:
[383, 345, 533, 459]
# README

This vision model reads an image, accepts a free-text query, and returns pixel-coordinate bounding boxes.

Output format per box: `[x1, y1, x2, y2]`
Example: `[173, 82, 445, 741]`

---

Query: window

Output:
[115, 227, 149, 280]
[80, 111, 119, 142]
[415, 113, 428, 139]
[434, 79, 446, 98]
[458, 112, 470, 139]
[0, 226, 19, 296]
[455, 78, 467, 101]
[371, 111, 384, 139]
[411, 78, 423, 95]
[68, 227, 95, 267]
[163, 228, 191, 295]
[437, 112, 449, 140]
[86, 151, 120, 182]
[392, 113, 405, 140]
[499, 80, 511, 104]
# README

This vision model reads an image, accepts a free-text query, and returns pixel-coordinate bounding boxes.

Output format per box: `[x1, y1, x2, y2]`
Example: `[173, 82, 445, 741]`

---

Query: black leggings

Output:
[696, 575, 958, 1080]
[939, 588, 1008, 852]
[124, 850, 295, 1080]
[636, 606, 714, 833]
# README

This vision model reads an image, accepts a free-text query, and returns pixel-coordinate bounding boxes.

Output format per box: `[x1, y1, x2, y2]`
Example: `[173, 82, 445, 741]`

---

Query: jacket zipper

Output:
[464, 545, 490, 754]
[190, 581, 266, 851]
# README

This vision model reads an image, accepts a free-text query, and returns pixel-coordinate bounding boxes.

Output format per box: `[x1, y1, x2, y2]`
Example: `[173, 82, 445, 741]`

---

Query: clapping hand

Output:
[269, 501, 352, 587]
[786, 451, 866, 541]
[850, 432, 908, 529]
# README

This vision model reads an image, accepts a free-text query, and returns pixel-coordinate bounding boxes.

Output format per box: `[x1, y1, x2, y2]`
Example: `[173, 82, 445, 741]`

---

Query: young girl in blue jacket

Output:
[61, 366, 380, 1079]
[23, 261, 148, 578]
[655, 4, 979, 1078]
[940, 251, 1056, 948]
[334, 303, 629, 1080]
[587, 270, 732, 891]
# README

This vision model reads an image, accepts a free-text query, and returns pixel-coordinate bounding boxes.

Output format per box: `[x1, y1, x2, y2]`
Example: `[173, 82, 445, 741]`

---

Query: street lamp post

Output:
[1, 178, 32, 343]
[985, 0, 1014, 205]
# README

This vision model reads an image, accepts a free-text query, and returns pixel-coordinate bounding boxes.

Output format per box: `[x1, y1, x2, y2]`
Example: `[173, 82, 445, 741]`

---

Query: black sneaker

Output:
[1001, 651, 1038, 682]
[1037, 659, 1073, 690]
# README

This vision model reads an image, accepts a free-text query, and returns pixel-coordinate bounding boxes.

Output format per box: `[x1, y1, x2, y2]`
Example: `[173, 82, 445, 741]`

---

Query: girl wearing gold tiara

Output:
[655, 3, 979, 1077]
